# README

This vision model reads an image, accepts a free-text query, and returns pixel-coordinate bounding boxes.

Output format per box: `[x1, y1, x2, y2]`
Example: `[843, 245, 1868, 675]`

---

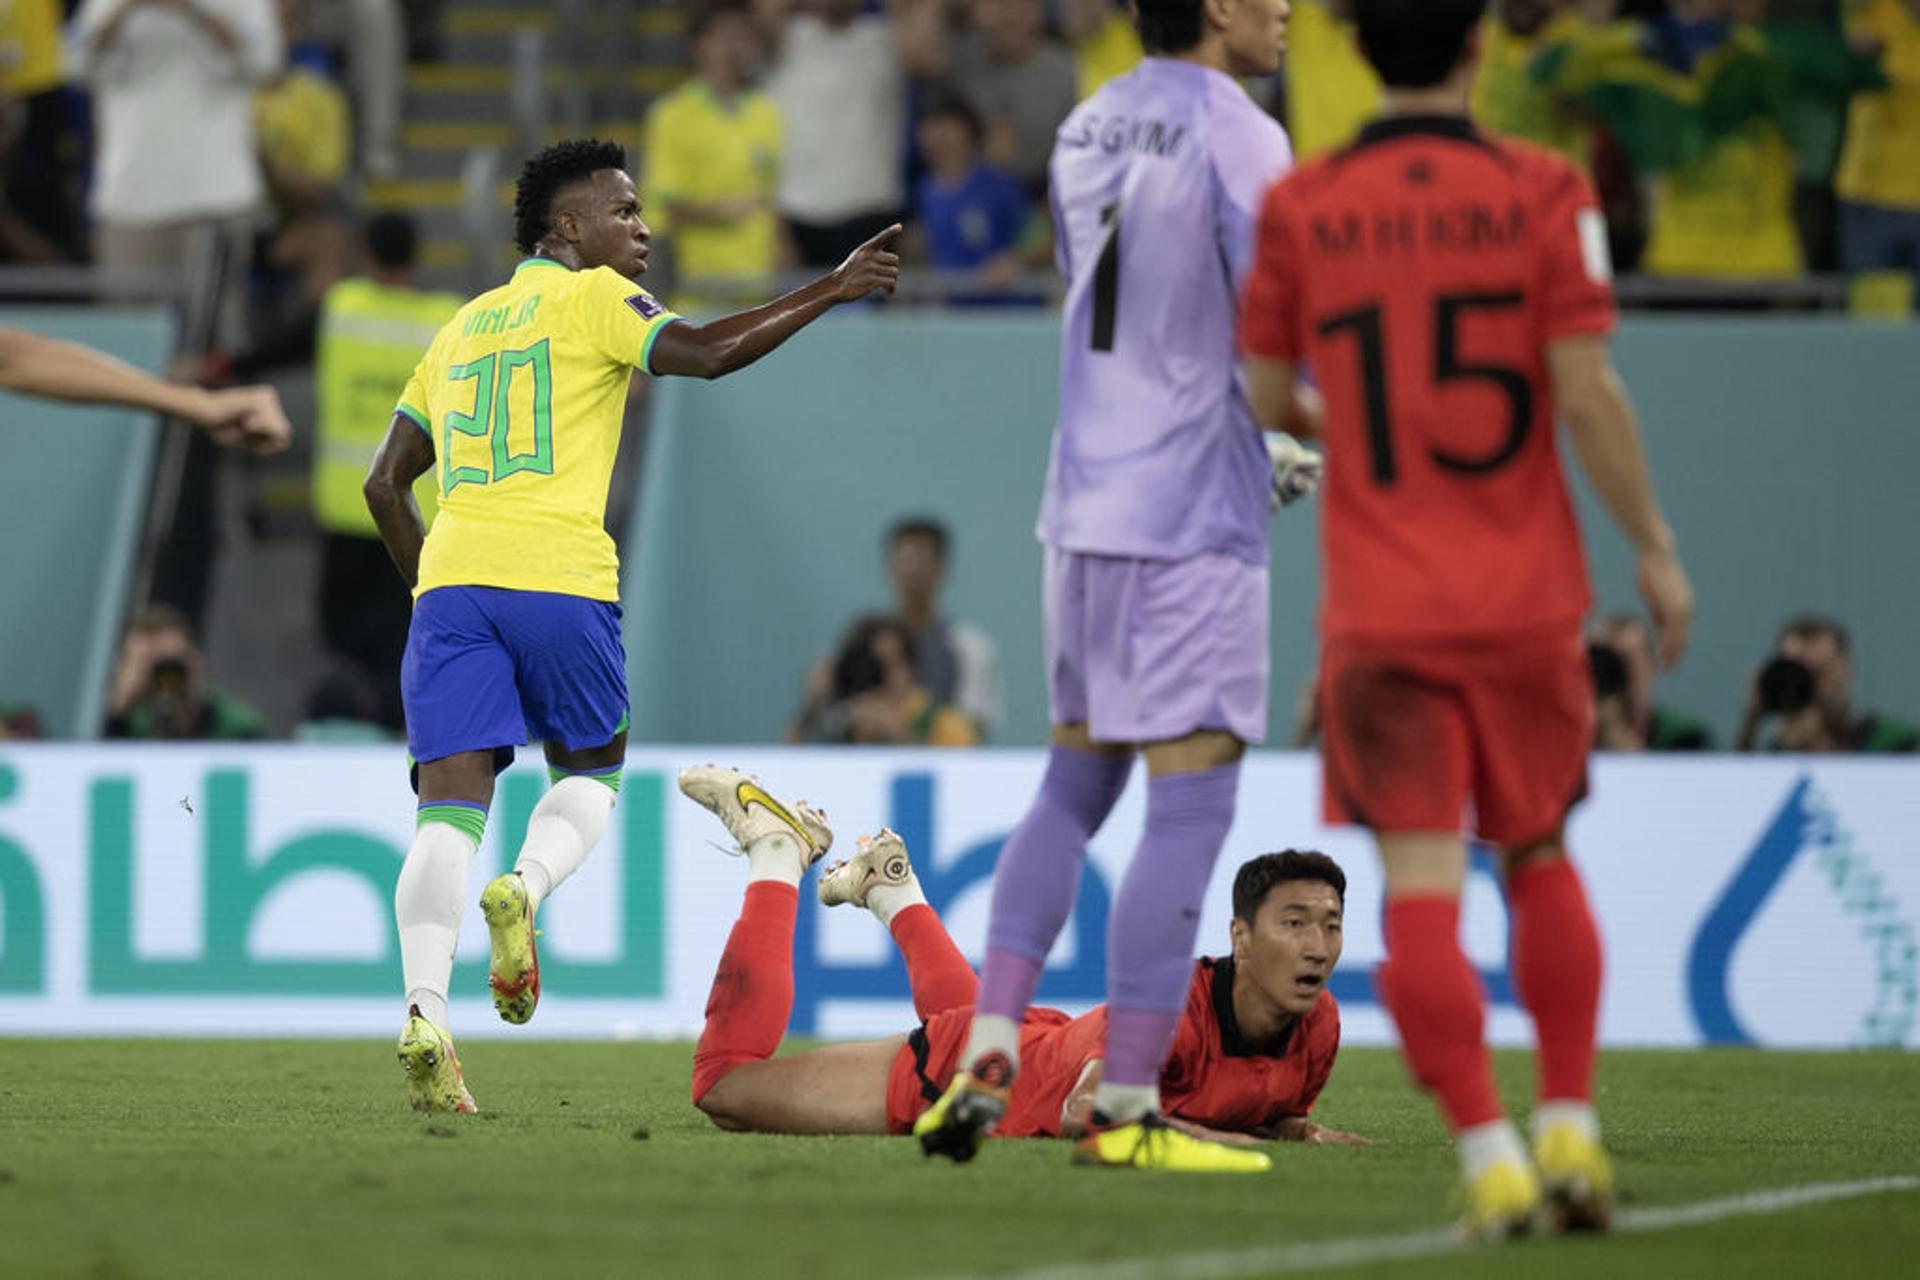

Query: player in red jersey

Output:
[1238, 0, 1692, 1240]
[677, 766, 1366, 1150]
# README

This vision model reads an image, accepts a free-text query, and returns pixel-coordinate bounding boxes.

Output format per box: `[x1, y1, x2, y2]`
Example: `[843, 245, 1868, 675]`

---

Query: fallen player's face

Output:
[1244, 881, 1343, 1016]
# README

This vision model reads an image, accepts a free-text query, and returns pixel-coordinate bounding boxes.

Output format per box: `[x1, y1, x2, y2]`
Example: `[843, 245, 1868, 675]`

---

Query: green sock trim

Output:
[418, 803, 487, 844]
[549, 766, 623, 794]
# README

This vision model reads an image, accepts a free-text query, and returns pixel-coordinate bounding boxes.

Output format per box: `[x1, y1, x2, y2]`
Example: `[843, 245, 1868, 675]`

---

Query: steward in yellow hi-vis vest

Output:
[308, 213, 460, 733]
[364, 144, 899, 1080]
[315, 277, 461, 538]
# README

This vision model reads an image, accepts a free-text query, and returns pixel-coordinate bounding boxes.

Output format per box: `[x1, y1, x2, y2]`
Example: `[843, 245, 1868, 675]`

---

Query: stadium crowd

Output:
[3, 0, 1916, 305]
[635, 0, 1920, 303]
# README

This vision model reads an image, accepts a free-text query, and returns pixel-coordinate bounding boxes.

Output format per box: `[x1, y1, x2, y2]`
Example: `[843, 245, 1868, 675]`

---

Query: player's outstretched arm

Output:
[363, 413, 436, 591]
[1551, 335, 1694, 669]
[648, 225, 902, 380]
[0, 326, 293, 454]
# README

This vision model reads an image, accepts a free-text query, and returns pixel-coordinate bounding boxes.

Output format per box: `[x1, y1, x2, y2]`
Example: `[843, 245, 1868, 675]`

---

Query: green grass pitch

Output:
[0, 1040, 1915, 1278]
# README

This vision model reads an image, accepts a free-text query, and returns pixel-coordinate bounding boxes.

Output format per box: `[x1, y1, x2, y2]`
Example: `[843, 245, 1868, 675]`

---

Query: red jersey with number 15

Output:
[1239, 116, 1616, 639]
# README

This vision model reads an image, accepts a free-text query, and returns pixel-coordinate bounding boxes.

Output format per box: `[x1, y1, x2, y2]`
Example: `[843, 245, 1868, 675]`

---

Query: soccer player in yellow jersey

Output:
[363, 138, 900, 1112]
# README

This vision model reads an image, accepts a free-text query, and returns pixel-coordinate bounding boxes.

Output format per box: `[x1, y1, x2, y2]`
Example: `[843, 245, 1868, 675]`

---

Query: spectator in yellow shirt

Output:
[644, 2, 784, 313]
[0, 0, 67, 187]
[255, 0, 354, 305]
[1471, 0, 1597, 168]
[255, 33, 349, 207]
[1284, 0, 1380, 161]
[1060, 0, 1143, 100]
[1837, 0, 1920, 300]
[1642, 1, 1803, 281]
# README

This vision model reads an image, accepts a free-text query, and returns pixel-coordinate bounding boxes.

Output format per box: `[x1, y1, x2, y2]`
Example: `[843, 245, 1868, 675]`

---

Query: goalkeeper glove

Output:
[1267, 433, 1324, 510]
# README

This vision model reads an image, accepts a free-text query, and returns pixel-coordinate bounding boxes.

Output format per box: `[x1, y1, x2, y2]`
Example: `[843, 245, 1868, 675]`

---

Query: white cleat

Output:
[819, 828, 914, 909]
[676, 765, 833, 867]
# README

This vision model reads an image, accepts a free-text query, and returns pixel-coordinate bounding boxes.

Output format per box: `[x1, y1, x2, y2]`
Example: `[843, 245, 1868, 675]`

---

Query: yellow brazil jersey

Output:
[1285, 0, 1381, 161]
[1471, 10, 1594, 169]
[1838, 0, 1920, 210]
[1644, 119, 1803, 279]
[1075, 12, 1144, 100]
[0, 0, 63, 97]
[396, 260, 682, 602]
[256, 68, 351, 189]
[643, 81, 782, 298]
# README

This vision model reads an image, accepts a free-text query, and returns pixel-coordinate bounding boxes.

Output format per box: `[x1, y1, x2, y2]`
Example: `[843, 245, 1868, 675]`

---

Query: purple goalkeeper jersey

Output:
[1036, 58, 1293, 565]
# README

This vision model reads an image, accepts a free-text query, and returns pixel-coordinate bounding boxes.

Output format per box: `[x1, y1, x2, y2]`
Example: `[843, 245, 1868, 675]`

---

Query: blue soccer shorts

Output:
[402, 585, 628, 782]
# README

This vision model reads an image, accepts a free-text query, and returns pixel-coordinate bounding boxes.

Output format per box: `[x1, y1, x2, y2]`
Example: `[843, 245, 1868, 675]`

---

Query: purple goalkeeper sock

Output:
[1104, 762, 1240, 1087]
[975, 745, 1133, 1021]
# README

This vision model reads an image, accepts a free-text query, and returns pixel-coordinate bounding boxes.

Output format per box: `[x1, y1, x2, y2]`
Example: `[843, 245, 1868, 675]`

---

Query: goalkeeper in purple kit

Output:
[914, 0, 1323, 1172]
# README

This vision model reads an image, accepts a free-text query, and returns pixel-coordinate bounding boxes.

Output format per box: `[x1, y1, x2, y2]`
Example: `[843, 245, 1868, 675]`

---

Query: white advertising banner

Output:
[0, 746, 1913, 1048]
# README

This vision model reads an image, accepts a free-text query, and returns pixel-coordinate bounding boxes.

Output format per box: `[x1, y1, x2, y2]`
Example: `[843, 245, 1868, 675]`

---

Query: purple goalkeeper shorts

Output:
[1042, 547, 1270, 746]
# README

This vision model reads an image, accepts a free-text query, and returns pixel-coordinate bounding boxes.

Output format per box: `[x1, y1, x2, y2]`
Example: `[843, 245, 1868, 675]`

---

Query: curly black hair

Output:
[1232, 851, 1346, 923]
[512, 138, 629, 255]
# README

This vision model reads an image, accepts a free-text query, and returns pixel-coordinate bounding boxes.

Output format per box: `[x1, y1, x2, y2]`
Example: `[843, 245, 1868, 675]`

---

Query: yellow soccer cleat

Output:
[1071, 1114, 1273, 1174]
[397, 1007, 477, 1114]
[1459, 1158, 1542, 1242]
[1535, 1123, 1614, 1233]
[914, 1070, 1010, 1165]
[480, 872, 540, 1025]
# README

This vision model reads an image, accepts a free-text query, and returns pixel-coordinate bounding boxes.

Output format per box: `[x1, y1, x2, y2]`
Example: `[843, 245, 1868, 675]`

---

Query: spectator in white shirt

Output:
[67, 0, 281, 349]
[754, 0, 910, 267]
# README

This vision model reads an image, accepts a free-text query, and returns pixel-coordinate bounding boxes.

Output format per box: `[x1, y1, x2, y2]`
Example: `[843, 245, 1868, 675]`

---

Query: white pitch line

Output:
[957, 1175, 1920, 1280]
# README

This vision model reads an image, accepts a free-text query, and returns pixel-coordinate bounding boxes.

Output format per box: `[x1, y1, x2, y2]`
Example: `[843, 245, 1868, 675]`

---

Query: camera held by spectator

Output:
[1588, 612, 1713, 751]
[791, 614, 977, 747]
[1739, 614, 1918, 753]
[105, 604, 266, 741]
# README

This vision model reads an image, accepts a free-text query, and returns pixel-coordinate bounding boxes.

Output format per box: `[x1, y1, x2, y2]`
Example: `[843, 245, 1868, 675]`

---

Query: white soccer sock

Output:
[1093, 1081, 1160, 1126]
[866, 874, 928, 930]
[513, 776, 616, 913]
[1531, 1100, 1600, 1144]
[960, 1012, 1021, 1078]
[396, 820, 480, 1030]
[1456, 1118, 1529, 1181]
[746, 832, 806, 886]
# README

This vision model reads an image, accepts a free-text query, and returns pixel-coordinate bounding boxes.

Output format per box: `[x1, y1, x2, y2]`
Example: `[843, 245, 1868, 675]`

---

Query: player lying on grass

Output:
[0, 325, 291, 454]
[678, 766, 1369, 1154]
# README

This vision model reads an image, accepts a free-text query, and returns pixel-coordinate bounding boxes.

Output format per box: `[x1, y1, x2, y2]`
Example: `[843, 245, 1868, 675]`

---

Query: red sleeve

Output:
[1537, 158, 1616, 342]
[1284, 995, 1341, 1118]
[1238, 179, 1305, 362]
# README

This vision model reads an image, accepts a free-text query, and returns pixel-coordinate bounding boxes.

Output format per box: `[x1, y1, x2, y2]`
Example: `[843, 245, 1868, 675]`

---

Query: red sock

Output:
[890, 903, 979, 1021]
[1508, 857, 1603, 1103]
[1376, 895, 1506, 1132]
[691, 882, 798, 1105]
